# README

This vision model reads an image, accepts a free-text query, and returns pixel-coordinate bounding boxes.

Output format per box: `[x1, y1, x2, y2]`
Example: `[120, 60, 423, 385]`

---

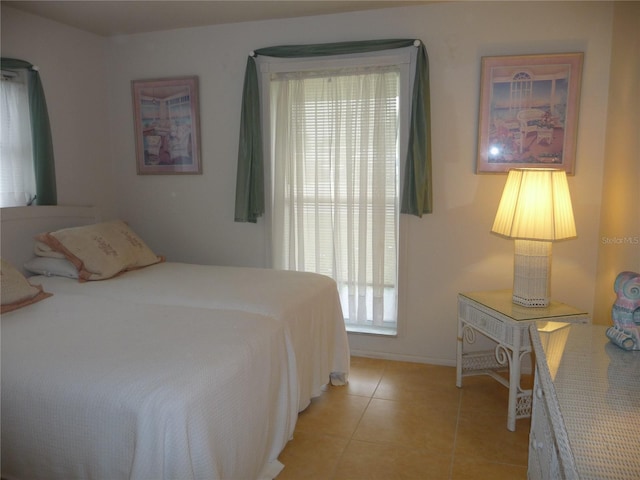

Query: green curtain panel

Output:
[1, 58, 57, 205]
[234, 39, 432, 223]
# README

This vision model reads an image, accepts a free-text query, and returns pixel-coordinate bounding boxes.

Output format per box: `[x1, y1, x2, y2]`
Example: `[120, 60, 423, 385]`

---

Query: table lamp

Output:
[491, 168, 576, 307]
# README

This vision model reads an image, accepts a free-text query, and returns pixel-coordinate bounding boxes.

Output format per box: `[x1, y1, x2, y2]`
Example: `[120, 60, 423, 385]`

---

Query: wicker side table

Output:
[456, 290, 589, 431]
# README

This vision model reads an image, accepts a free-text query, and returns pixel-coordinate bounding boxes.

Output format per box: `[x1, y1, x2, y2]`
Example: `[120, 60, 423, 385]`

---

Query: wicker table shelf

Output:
[456, 290, 590, 431]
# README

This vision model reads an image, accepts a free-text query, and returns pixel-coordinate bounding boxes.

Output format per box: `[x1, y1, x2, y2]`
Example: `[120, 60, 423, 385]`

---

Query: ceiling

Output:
[3, 1, 433, 37]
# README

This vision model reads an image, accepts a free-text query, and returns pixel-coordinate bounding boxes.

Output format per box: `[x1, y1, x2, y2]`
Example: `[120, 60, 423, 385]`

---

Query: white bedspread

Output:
[33, 263, 350, 410]
[1, 293, 297, 480]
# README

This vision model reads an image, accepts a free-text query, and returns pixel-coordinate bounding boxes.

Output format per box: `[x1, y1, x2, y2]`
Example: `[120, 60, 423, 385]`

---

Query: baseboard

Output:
[348, 349, 456, 367]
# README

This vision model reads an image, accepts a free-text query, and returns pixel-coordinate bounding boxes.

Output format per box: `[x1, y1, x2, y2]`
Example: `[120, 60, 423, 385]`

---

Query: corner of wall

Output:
[593, 2, 640, 324]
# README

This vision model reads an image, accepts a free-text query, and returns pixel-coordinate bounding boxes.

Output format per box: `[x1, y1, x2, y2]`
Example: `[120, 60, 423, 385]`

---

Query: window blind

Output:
[270, 66, 400, 329]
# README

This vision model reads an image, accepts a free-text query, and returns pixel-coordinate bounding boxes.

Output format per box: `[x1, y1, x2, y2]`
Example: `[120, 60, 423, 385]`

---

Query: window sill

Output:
[346, 325, 397, 337]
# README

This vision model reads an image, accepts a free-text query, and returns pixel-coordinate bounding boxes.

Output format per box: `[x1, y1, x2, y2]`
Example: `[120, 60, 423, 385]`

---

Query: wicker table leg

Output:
[507, 328, 521, 431]
[456, 318, 464, 388]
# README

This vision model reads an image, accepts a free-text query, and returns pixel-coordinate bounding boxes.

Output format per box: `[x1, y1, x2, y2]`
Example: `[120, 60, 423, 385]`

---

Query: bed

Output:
[2, 291, 296, 480]
[29, 261, 350, 411]
[0, 205, 350, 480]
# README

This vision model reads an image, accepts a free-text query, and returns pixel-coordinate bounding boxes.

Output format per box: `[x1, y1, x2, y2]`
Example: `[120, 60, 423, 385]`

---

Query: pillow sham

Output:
[24, 256, 79, 279]
[34, 240, 67, 259]
[35, 220, 163, 281]
[1, 258, 52, 313]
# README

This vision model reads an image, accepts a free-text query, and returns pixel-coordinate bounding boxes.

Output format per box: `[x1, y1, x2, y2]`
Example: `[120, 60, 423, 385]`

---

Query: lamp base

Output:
[512, 239, 552, 307]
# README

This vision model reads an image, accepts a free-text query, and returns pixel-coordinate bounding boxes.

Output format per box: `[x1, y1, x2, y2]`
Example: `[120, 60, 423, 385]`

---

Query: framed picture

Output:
[476, 53, 583, 174]
[132, 76, 201, 174]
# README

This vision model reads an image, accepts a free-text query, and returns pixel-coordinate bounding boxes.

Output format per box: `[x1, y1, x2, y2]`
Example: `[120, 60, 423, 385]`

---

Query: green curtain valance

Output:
[234, 38, 432, 223]
[1, 57, 57, 205]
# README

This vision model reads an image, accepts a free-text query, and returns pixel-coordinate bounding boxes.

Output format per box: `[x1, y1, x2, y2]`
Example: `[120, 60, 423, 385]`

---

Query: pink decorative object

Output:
[606, 271, 640, 350]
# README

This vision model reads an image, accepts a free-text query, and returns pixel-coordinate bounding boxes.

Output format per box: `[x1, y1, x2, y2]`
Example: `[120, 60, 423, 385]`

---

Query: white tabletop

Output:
[537, 322, 640, 479]
[461, 290, 588, 322]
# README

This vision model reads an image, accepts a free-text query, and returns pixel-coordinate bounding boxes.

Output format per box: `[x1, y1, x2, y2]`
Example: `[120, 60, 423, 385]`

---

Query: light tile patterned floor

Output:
[277, 356, 530, 479]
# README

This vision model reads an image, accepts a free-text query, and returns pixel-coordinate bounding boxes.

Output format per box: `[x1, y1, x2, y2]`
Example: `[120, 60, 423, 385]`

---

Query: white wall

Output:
[2, 2, 614, 365]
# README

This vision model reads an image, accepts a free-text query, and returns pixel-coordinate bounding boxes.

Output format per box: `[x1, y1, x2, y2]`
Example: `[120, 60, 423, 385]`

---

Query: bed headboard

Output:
[1, 205, 100, 275]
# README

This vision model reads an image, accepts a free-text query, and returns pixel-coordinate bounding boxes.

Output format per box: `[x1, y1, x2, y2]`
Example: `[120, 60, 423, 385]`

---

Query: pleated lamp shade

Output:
[492, 168, 576, 241]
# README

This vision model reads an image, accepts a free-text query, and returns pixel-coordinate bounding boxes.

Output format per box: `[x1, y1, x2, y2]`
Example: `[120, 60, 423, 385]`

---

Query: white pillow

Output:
[24, 257, 79, 279]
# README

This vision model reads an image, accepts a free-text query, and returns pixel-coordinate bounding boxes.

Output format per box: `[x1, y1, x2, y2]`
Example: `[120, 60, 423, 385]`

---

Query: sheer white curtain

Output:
[0, 76, 35, 207]
[270, 66, 399, 329]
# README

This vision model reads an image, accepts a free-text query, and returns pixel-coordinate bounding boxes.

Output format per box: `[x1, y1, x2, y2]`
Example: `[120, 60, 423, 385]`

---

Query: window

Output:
[0, 70, 36, 207]
[263, 53, 411, 334]
[510, 71, 533, 113]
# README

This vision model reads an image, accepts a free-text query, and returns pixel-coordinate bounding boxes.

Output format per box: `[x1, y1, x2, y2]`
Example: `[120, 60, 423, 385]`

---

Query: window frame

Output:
[258, 49, 414, 336]
[0, 70, 36, 207]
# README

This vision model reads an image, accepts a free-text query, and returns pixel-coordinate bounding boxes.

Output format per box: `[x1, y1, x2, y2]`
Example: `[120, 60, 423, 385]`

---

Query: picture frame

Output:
[476, 53, 583, 174]
[132, 76, 201, 174]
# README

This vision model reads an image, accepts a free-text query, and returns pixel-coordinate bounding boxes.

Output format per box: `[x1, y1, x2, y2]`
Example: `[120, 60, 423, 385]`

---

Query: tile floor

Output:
[276, 356, 531, 479]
